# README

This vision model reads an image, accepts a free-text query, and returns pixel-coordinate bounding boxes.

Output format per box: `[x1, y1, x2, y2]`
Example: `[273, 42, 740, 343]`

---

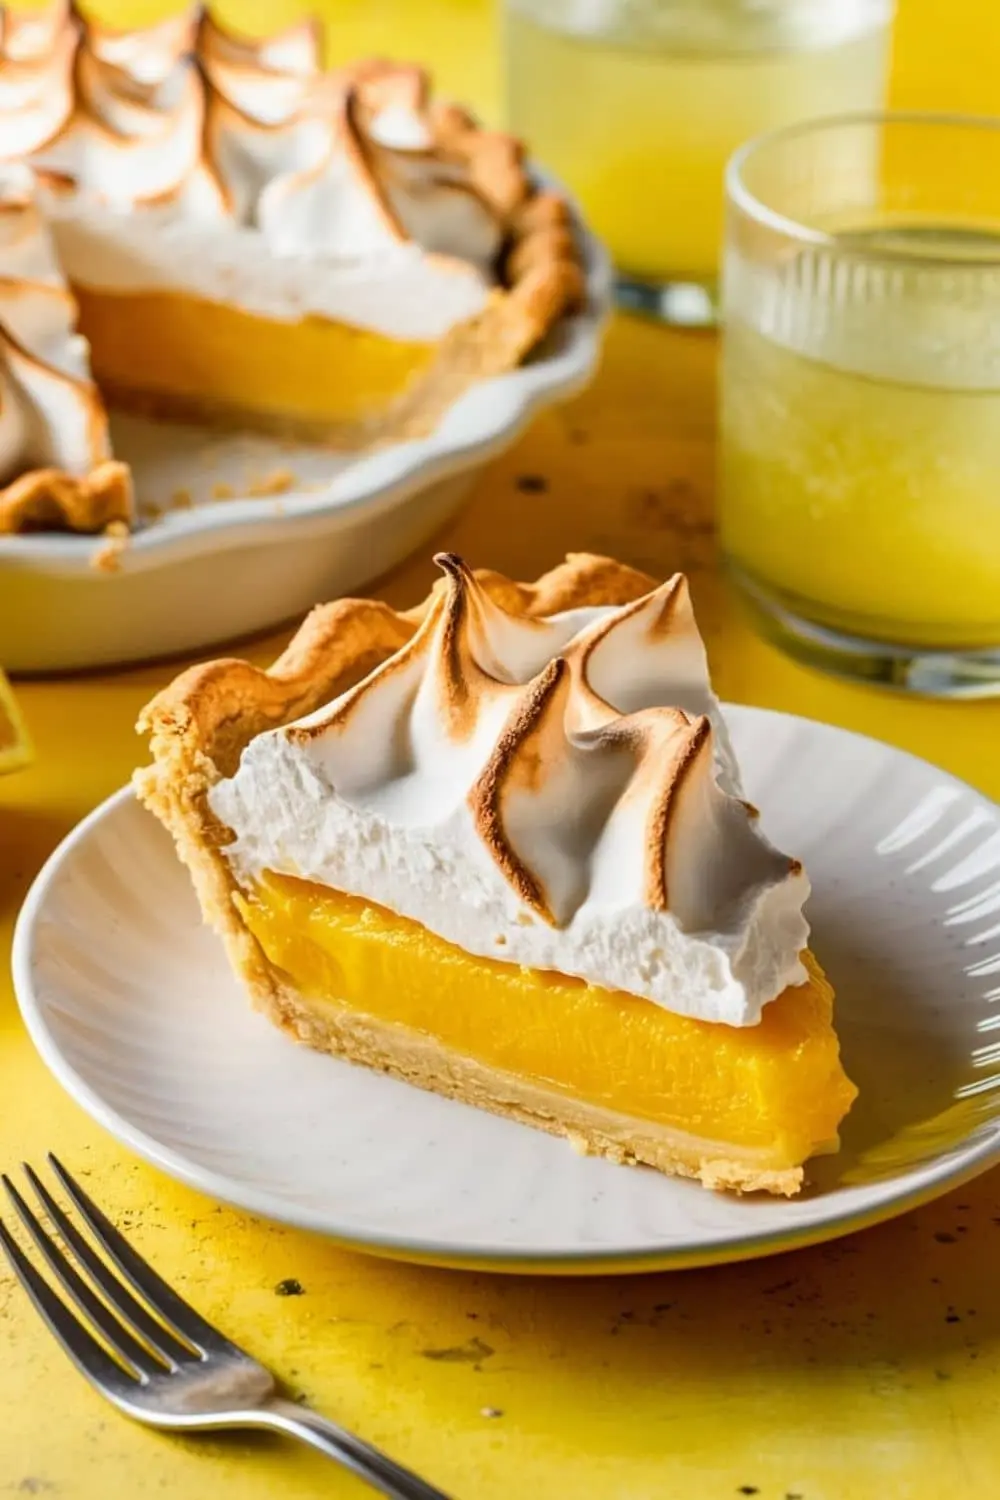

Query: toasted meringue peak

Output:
[0, 309, 104, 472]
[87, 8, 199, 87]
[0, 0, 71, 62]
[199, 11, 328, 221]
[347, 65, 506, 270]
[0, 8, 581, 346]
[252, 63, 505, 275]
[0, 162, 61, 280]
[0, 169, 103, 467]
[28, 8, 217, 210]
[212, 558, 810, 1025]
[0, 9, 516, 270]
[0, 0, 76, 160]
[199, 11, 321, 125]
[0, 162, 126, 534]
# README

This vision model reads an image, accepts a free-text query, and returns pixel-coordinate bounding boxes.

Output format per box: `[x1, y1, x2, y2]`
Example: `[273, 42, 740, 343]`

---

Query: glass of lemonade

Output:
[719, 113, 1000, 696]
[504, 0, 894, 321]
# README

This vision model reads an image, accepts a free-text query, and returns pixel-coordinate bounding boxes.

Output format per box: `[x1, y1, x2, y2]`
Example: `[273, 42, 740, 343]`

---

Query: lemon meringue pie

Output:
[0, 3, 584, 535]
[136, 554, 856, 1197]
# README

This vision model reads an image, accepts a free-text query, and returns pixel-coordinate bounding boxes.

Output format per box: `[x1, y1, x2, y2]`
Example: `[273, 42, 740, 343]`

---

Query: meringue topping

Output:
[199, 10, 321, 126]
[2, 7, 507, 269]
[0, 6, 530, 341]
[202, 12, 328, 224]
[254, 74, 504, 275]
[0, 0, 76, 160]
[0, 164, 109, 486]
[211, 557, 810, 1026]
[0, 167, 132, 533]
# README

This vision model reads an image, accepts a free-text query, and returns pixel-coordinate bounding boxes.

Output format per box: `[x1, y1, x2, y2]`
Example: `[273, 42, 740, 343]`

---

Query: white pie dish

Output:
[1, 191, 609, 674]
[14, 706, 1000, 1274]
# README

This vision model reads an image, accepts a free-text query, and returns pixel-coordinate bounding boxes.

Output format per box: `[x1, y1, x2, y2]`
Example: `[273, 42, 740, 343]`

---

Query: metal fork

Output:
[0, 1156, 452, 1499]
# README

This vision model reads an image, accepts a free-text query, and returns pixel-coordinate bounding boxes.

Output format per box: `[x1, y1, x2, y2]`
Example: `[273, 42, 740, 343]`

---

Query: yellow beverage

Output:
[720, 226, 1000, 650]
[505, 0, 892, 282]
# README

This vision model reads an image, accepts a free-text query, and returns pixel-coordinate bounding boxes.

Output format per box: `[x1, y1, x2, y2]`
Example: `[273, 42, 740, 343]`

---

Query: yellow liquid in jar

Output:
[720, 229, 1000, 648]
[505, 4, 891, 281]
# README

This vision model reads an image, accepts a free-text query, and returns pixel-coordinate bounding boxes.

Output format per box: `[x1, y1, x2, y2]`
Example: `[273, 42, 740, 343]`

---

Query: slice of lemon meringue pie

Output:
[136, 554, 856, 1196]
[0, 3, 583, 534]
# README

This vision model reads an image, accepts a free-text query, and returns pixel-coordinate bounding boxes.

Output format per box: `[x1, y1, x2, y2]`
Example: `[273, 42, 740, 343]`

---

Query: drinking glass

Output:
[719, 112, 1000, 696]
[504, 0, 894, 322]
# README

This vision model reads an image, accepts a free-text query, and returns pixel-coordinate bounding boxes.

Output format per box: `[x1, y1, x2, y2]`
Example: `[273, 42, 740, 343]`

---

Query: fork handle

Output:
[254, 1397, 455, 1499]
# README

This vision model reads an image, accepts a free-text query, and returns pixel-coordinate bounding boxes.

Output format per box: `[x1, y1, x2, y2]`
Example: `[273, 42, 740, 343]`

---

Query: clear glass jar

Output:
[719, 112, 1000, 696]
[504, 0, 894, 319]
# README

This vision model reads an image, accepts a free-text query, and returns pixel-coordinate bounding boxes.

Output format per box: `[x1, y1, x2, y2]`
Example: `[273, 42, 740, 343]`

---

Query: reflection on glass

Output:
[719, 113, 1000, 696]
[505, 0, 893, 317]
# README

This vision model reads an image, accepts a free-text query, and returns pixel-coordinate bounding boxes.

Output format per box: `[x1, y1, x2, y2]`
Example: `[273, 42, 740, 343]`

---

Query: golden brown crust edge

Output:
[134, 555, 659, 1049]
[0, 459, 133, 536]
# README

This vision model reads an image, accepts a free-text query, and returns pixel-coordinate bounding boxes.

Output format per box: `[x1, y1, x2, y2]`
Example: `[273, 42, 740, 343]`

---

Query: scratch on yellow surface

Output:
[3, 2, 1000, 1498]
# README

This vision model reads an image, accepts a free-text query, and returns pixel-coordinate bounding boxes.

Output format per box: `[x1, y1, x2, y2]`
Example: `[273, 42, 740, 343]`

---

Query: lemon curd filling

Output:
[73, 287, 439, 433]
[238, 871, 857, 1171]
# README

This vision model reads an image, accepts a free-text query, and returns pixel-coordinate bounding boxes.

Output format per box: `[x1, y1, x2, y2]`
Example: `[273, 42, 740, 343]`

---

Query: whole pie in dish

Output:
[136, 553, 856, 1197]
[0, 3, 584, 535]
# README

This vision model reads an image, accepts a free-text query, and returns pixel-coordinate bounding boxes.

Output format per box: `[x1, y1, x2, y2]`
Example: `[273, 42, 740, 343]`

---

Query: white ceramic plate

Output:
[1, 192, 608, 673]
[14, 706, 1000, 1274]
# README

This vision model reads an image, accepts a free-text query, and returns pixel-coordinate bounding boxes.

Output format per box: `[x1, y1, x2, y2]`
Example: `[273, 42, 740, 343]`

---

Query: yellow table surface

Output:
[4, 2, 1000, 1497]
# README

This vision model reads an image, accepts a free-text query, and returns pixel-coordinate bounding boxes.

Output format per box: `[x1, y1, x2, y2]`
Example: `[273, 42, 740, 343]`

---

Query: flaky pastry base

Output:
[0, 460, 133, 536]
[135, 554, 803, 1196]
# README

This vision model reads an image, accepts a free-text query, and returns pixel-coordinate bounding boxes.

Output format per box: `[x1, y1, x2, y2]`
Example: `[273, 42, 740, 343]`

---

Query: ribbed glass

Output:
[719, 113, 1000, 693]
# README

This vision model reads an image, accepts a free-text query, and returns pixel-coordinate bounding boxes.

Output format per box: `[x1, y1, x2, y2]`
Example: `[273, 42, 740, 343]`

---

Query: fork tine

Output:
[22, 1164, 197, 1371]
[2, 1176, 162, 1381]
[48, 1155, 236, 1356]
[0, 1216, 136, 1396]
